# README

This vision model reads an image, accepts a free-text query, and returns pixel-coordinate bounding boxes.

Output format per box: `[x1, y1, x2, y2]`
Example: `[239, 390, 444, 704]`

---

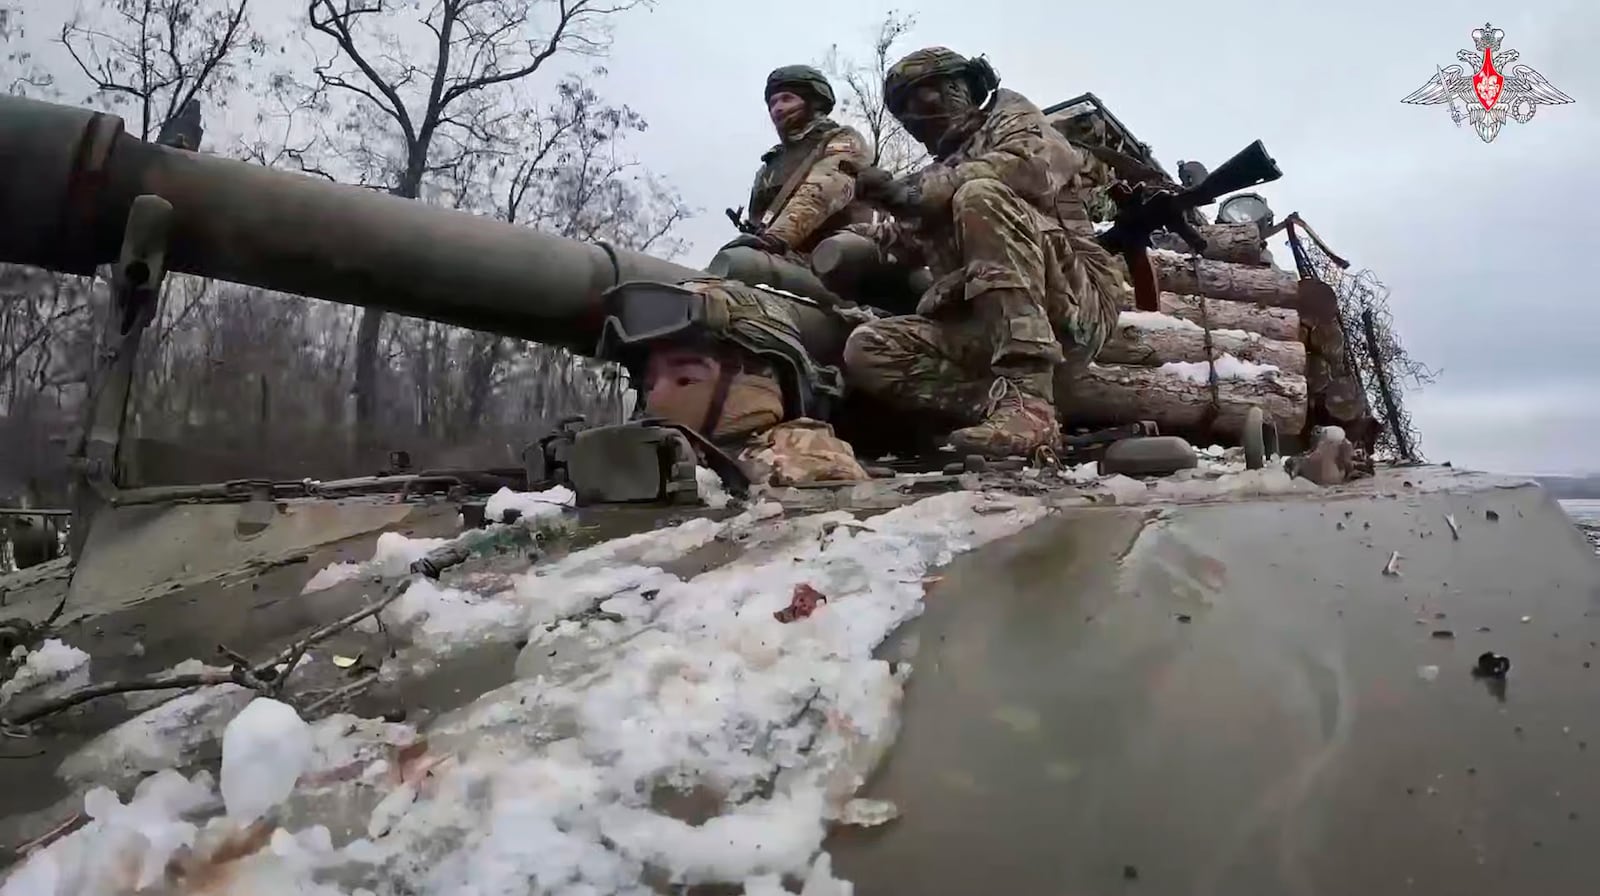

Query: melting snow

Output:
[221, 698, 315, 824]
[696, 465, 732, 509]
[1, 639, 90, 705]
[1160, 353, 1282, 383]
[1118, 310, 1202, 332]
[8, 491, 1047, 895]
[484, 484, 576, 524]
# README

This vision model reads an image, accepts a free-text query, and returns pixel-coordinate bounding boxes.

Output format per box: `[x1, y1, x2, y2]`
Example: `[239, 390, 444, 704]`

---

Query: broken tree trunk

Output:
[1149, 223, 1266, 265]
[1115, 292, 1300, 342]
[1100, 314, 1306, 374]
[1059, 363, 1307, 439]
[1148, 251, 1300, 307]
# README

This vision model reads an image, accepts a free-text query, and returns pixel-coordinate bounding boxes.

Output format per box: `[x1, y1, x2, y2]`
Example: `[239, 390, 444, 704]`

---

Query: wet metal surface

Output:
[832, 484, 1600, 895]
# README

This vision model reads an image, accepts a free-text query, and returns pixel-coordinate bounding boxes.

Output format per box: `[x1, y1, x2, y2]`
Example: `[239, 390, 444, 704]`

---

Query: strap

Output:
[759, 127, 845, 231]
[699, 362, 738, 439]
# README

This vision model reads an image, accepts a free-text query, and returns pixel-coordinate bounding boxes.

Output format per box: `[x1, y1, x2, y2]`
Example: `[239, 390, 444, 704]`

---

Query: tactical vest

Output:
[747, 118, 844, 225]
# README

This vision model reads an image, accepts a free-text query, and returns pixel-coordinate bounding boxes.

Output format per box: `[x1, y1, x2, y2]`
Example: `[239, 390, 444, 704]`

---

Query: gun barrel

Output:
[0, 94, 704, 356]
[1182, 140, 1282, 209]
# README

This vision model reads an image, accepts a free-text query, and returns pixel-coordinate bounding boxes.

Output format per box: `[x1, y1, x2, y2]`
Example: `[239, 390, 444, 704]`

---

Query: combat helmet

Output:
[764, 65, 836, 115]
[594, 278, 843, 426]
[883, 47, 999, 116]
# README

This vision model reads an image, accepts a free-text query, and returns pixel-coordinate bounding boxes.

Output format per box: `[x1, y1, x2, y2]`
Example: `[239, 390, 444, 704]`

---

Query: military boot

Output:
[947, 375, 1059, 459]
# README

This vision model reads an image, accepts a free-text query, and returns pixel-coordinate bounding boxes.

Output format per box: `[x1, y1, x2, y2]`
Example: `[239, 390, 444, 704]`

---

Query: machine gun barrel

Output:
[0, 94, 717, 357]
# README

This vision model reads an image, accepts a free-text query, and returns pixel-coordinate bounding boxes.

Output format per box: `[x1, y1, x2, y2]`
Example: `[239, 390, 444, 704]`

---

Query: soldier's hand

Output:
[831, 304, 881, 326]
[852, 165, 897, 199]
[721, 231, 789, 255]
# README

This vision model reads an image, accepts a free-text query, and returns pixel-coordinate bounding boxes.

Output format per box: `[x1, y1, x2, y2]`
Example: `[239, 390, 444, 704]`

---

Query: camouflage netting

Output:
[1287, 227, 1433, 461]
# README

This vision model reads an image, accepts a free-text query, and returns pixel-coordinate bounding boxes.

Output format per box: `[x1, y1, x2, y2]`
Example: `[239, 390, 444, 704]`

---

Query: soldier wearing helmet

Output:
[597, 277, 870, 487]
[725, 66, 875, 261]
[841, 47, 1128, 459]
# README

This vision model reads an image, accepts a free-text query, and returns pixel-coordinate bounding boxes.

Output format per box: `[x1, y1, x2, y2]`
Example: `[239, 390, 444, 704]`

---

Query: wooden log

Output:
[1100, 312, 1306, 374]
[1148, 250, 1299, 307]
[1059, 363, 1307, 440]
[1115, 292, 1300, 342]
[1149, 223, 1266, 265]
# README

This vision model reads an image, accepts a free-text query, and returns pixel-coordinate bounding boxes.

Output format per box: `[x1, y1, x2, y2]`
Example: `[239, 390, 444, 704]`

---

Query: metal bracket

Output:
[67, 194, 173, 559]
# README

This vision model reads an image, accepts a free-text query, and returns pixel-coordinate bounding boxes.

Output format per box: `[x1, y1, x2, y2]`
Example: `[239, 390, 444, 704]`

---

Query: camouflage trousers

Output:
[843, 178, 1123, 422]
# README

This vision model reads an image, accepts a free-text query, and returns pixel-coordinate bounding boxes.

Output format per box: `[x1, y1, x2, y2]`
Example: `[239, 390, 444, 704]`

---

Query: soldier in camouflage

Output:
[841, 47, 1129, 459]
[726, 66, 875, 261]
[612, 278, 870, 487]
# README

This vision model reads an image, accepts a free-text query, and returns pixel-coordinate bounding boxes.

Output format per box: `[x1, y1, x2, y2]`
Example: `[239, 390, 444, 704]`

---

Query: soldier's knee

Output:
[951, 177, 1020, 214]
[843, 323, 889, 375]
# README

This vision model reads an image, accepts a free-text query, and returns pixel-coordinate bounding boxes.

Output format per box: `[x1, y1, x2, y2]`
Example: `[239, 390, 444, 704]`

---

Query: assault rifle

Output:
[1094, 140, 1282, 311]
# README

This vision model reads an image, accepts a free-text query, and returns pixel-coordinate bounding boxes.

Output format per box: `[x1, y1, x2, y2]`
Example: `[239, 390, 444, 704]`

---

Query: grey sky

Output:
[18, 0, 1600, 474]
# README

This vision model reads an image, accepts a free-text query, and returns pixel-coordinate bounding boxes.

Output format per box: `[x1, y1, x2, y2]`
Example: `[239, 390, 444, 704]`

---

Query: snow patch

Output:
[1160, 353, 1281, 384]
[221, 698, 315, 824]
[0, 769, 217, 896]
[1118, 310, 1202, 332]
[1, 639, 90, 705]
[484, 484, 575, 524]
[10, 493, 1050, 895]
[696, 465, 731, 509]
[303, 561, 365, 593]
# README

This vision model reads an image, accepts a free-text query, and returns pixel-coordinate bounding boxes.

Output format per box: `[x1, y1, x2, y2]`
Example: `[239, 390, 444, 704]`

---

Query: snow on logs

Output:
[1133, 292, 1299, 342]
[1073, 246, 1310, 440]
[1099, 311, 1306, 374]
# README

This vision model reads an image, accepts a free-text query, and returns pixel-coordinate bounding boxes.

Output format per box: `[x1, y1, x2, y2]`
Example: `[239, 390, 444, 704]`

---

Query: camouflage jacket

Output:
[747, 118, 874, 254]
[853, 89, 1117, 271]
[925, 88, 1101, 232]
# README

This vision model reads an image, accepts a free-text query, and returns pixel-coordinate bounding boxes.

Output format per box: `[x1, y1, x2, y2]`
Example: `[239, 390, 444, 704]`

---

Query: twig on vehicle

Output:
[13, 811, 84, 855]
[0, 540, 474, 728]
[3, 667, 239, 726]
[301, 672, 379, 716]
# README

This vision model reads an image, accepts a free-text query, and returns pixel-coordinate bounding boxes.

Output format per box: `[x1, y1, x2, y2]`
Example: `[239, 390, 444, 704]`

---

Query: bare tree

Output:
[282, 0, 651, 455]
[59, 0, 263, 141]
[821, 10, 928, 177]
[1, 2, 56, 97]
[408, 73, 690, 434]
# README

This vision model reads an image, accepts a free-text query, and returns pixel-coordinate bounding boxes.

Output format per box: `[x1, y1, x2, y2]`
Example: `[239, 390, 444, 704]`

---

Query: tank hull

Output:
[833, 477, 1600, 895]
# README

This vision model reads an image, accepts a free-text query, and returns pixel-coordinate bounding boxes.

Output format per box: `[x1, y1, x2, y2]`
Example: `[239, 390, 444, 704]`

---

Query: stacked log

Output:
[1098, 311, 1305, 371]
[1149, 223, 1266, 265]
[1062, 249, 1310, 443]
[1148, 250, 1299, 307]
[1142, 292, 1298, 342]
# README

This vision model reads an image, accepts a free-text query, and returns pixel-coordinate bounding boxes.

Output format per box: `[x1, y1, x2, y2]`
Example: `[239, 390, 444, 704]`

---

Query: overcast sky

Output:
[18, 0, 1600, 474]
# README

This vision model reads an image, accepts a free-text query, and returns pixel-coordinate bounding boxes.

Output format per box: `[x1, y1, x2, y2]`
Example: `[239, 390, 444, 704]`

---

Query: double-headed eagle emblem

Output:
[1401, 23, 1573, 142]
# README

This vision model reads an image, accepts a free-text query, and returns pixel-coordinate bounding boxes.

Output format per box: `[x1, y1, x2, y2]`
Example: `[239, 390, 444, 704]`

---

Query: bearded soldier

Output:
[725, 66, 875, 261]
[841, 48, 1128, 458]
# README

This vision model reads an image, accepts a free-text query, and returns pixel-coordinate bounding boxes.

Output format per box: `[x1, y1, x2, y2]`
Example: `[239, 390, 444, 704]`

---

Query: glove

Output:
[853, 165, 918, 212]
[721, 231, 789, 255]
[831, 304, 881, 326]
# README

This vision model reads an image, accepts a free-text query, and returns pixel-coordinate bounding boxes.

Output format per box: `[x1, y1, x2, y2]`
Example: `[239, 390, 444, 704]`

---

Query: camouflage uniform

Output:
[842, 48, 1129, 458]
[747, 118, 875, 256]
[745, 66, 876, 258]
[630, 278, 870, 487]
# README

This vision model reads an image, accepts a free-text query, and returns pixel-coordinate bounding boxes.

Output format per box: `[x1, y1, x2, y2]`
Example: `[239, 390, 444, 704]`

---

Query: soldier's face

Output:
[898, 80, 961, 148]
[642, 348, 725, 431]
[768, 91, 809, 133]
